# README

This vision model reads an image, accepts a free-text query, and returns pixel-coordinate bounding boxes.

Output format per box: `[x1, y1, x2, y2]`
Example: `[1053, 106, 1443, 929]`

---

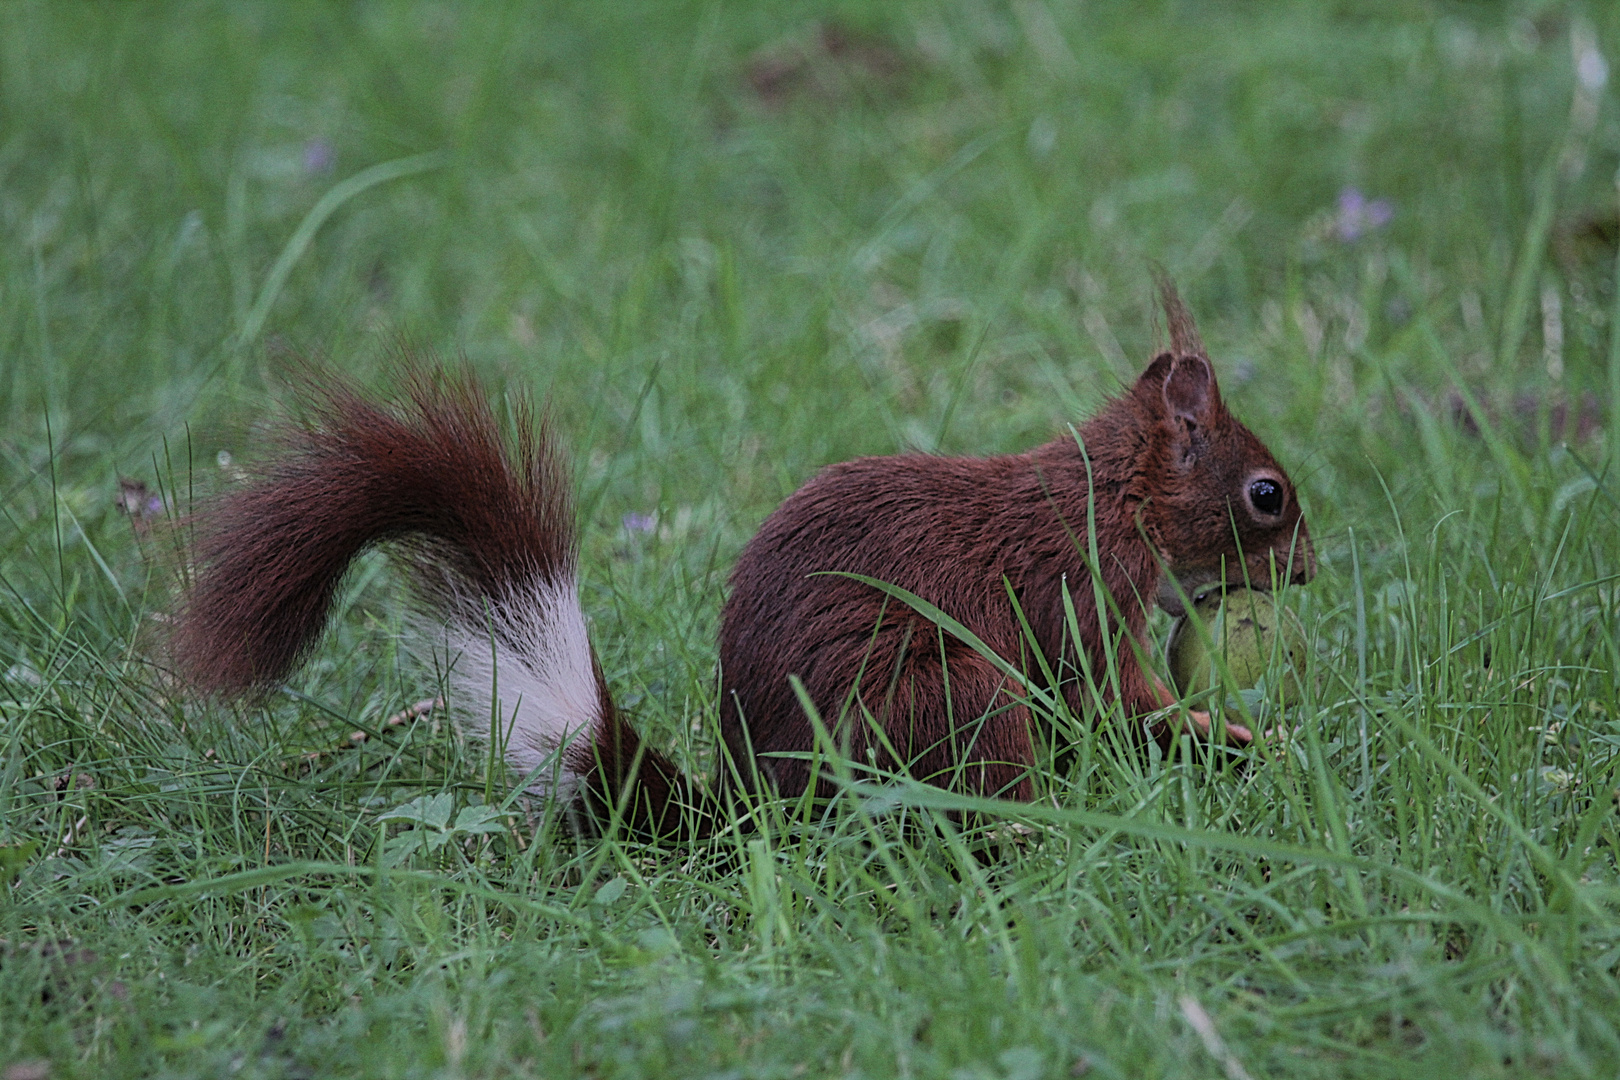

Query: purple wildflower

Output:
[1335, 187, 1394, 242]
[622, 512, 657, 535]
[303, 139, 336, 175]
[116, 478, 166, 532]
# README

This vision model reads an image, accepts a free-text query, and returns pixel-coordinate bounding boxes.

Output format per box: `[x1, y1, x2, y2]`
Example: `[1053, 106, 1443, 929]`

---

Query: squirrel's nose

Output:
[1287, 534, 1317, 585]
[1263, 533, 1315, 587]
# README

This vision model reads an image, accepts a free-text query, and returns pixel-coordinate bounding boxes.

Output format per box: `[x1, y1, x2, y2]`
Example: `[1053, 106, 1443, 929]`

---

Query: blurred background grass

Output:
[3, 2, 1620, 1077]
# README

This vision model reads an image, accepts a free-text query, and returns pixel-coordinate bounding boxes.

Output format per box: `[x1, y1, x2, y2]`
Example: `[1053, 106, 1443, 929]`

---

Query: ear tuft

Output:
[1153, 273, 1205, 358]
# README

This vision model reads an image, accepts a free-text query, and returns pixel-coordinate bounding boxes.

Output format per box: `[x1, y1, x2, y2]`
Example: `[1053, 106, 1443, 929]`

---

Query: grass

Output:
[3, 1, 1620, 1076]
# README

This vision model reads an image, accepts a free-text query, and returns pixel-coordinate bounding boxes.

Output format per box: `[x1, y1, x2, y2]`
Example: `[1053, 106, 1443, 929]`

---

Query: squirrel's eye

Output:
[1248, 478, 1284, 516]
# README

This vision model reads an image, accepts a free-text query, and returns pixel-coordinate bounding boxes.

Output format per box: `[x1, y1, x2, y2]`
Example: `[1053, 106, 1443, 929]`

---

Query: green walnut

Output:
[1166, 588, 1308, 706]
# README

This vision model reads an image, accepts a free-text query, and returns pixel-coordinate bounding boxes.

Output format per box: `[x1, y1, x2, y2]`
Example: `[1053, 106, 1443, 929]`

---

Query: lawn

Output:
[3, 2, 1620, 1076]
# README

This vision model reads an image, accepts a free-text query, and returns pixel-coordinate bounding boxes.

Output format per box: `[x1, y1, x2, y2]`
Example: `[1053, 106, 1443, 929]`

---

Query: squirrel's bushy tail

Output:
[169, 369, 691, 836]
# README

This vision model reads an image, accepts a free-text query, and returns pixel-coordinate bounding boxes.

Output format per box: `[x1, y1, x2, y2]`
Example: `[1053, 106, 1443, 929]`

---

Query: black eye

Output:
[1249, 478, 1284, 516]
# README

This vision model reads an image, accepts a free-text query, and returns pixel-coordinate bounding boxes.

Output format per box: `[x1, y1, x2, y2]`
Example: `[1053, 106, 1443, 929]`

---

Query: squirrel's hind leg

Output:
[840, 627, 1038, 804]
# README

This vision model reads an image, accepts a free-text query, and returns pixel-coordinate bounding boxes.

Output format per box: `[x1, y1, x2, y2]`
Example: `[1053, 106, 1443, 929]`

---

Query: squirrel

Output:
[167, 282, 1314, 838]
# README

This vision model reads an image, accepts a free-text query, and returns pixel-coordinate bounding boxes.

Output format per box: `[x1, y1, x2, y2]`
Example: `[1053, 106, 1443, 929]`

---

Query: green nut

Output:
[1166, 588, 1308, 706]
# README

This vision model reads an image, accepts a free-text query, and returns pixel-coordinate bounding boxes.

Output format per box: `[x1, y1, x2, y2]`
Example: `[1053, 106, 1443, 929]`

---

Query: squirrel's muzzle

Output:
[1279, 525, 1316, 586]
[1251, 529, 1315, 589]
[1156, 525, 1316, 616]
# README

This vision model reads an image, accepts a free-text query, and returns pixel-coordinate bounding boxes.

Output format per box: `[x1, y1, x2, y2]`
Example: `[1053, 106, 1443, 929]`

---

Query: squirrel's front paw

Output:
[1185, 709, 1254, 746]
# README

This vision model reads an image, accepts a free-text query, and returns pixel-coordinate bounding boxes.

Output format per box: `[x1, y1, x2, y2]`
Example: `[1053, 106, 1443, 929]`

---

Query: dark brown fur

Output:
[168, 288, 1313, 835]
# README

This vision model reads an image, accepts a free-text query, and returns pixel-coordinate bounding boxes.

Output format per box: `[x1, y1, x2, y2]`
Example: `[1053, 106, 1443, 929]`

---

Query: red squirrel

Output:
[168, 284, 1314, 837]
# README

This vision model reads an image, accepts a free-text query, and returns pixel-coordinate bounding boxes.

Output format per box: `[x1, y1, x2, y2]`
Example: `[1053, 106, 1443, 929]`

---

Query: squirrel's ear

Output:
[1162, 354, 1218, 427]
[1136, 352, 1176, 390]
